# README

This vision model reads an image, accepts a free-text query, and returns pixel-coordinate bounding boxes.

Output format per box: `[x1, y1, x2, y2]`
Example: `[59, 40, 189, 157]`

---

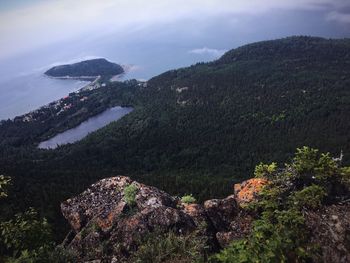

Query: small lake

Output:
[38, 106, 133, 149]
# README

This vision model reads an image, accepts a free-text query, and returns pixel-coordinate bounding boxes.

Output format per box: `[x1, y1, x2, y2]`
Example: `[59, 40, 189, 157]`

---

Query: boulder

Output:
[215, 211, 254, 248]
[305, 203, 350, 263]
[204, 195, 238, 231]
[61, 176, 198, 261]
[61, 176, 132, 233]
[61, 176, 244, 262]
[234, 178, 269, 205]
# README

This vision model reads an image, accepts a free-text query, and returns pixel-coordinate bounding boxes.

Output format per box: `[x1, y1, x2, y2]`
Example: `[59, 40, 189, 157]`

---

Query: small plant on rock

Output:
[181, 194, 196, 204]
[123, 184, 138, 207]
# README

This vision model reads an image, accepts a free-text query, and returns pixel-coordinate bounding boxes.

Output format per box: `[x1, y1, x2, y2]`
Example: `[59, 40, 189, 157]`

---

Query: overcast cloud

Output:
[0, 0, 350, 60]
[189, 47, 228, 58]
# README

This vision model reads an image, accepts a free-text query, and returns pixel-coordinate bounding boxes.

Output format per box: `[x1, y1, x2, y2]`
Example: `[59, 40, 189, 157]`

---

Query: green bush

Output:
[340, 166, 350, 188]
[292, 147, 339, 183]
[4, 245, 77, 263]
[215, 147, 350, 263]
[130, 229, 207, 263]
[123, 184, 138, 207]
[0, 175, 10, 199]
[181, 194, 197, 204]
[254, 162, 277, 178]
[214, 209, 308, 263]
[0, 208, 52, 257]
[290, 185, 327, 209]
[215, 188, 312, 262]
[292, 146, 320, 174]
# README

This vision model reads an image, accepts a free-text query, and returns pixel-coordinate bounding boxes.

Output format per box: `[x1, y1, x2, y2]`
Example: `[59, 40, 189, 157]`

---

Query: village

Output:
[15, 76, 104, 124]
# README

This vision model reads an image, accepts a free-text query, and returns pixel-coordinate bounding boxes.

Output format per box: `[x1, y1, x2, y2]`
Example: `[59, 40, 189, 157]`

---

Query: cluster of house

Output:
[19, 93, 90, 123]
[15, 77, 114, 123]
[78, 76, 102, 92]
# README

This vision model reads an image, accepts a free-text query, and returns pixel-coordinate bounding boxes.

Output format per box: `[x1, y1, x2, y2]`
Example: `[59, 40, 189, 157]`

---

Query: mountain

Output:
[0, 36, 350, 246]
[50, 36, 350, 184]
[44, 58, 124, 78]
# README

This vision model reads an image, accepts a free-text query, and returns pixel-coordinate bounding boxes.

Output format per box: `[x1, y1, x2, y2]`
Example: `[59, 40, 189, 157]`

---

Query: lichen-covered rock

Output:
[61, 177, 207, 261]
[204, 195, 238, 231]
[233, 178, 269, 205]
[61, 176, 133, 233]
[305, 203, 350, 263]
[229, 212, 253, 238]
[61, 176, 246, 262]
[181, 203, 208, 226]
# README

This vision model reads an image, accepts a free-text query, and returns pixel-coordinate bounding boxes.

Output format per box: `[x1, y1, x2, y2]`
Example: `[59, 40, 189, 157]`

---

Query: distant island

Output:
[44, 58, 124, 79]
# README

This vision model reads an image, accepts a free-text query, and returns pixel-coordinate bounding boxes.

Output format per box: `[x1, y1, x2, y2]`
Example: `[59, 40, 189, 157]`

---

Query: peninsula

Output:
[44, 58, 124, 79]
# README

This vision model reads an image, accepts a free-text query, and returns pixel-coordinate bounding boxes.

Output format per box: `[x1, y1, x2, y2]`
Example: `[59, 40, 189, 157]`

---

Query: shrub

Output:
[5, 245, 78, 263]
[290, 185, 327, 209]
[292, 146, 319, 174]
[181, 194, 197, 204]
[0, 175, 10, 199]
[0, 208, 52, 258]
[340, 166, 350, 189]
[0, 176, 77, 263]
[123, 184, 138, 207]
[214, 147, 349, 263]
[215, 188, 311, 263]
[254, 162, 277, 178]
[130, 229, 207, 263]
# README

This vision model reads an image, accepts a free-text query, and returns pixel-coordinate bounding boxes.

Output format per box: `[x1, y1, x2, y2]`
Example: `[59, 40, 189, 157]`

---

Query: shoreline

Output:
[4, 71, 126, 122]
[44, 75, 98, 81]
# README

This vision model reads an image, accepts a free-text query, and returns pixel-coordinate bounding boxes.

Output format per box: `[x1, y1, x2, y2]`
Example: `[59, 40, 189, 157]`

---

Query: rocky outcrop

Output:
[204, 195, 237, 231]
[61, 176, 350, 262]
[305, 203, 350, 263]
[61, 176, 253, 262]
[233, 178, 269, 206]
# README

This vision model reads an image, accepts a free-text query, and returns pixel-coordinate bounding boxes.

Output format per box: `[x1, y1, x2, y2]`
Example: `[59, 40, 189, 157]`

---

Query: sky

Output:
[0, 0, 350, 76]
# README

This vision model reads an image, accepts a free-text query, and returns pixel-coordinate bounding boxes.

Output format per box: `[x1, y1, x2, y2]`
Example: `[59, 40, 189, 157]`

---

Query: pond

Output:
[38, 106, 133, 149]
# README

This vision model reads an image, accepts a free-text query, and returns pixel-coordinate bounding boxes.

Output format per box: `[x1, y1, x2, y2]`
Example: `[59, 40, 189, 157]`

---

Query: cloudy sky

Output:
[0, 0, 350, 78]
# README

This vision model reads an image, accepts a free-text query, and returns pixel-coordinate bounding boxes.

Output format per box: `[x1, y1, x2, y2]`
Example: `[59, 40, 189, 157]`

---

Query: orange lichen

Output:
[183, 203, 203, 217]
[234, 178, 269, 204]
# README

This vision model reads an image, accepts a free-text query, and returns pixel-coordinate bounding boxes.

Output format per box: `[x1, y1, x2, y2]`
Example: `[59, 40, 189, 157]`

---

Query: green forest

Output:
[0, 36, 349, 250]
[44, 58, 124, 78]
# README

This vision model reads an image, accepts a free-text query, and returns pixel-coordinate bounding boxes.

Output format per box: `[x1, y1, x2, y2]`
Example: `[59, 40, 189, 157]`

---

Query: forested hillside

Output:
[0, 36, 349, 240]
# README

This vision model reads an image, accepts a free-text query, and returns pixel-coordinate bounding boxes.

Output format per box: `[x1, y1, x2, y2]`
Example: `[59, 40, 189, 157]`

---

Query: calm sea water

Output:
[0, 72, 89, 120]
[38, 106, 133, 149]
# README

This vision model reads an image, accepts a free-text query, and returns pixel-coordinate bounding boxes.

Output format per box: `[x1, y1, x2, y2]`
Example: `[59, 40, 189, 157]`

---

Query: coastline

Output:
[44, 75, 98, 81]
[44, 75, 101, 92]
[5, 68, 126, 122]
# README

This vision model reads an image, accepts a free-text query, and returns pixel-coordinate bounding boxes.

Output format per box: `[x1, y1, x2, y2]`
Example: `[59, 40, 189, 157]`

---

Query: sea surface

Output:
[0, 72, 89, 120]
[38, 106, 133, 149]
